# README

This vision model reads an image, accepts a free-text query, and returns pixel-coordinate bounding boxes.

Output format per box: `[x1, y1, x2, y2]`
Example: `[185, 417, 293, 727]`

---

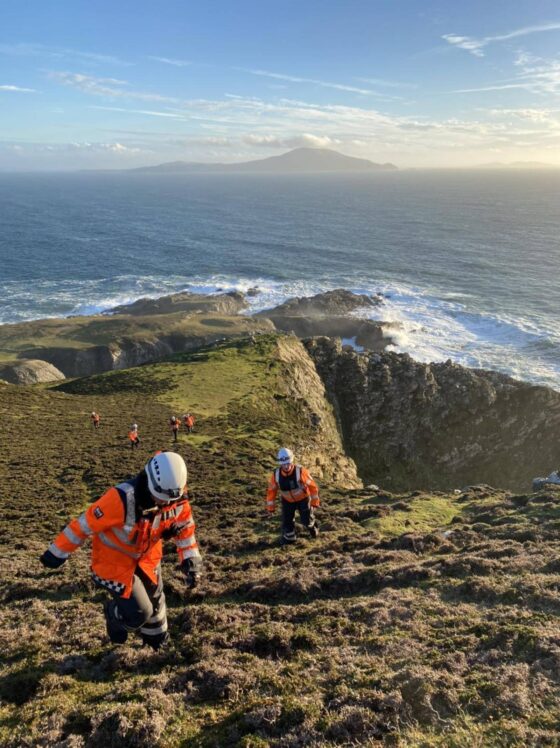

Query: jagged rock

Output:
[256, 289, 390, 350]
[108, 290, 248, 316]
[0, 359, 65, 384]
[306, 336, 560, 492]
[258, 289, 382, 318]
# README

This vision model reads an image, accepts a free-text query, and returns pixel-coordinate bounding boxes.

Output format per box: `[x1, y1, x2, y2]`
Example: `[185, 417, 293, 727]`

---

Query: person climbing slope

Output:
[265, 447, 320, 545]
[170, 416, 180, 443]
[91, 411, 100, 429]
[183, 413, 195, 433]
[128, 423, 140, 450]
[40, 451, 202, 649]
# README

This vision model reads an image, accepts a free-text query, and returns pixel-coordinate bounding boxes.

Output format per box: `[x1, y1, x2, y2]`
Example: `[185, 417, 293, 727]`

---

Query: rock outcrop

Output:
[0, 359, 65, 384]
[109, 291, 248, 316]
[275, 337, 361, 488]
[259, 289, 382, 318]
[306, 337, 560, 492]
[257, 289, 391, 351]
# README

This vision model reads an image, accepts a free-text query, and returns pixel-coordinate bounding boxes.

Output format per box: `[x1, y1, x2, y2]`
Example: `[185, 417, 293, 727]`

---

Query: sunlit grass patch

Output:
[366, 494, 463, 537]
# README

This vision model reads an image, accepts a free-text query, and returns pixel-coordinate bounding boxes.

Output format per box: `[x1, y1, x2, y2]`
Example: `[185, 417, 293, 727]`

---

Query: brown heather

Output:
[1, 335, 560, 746]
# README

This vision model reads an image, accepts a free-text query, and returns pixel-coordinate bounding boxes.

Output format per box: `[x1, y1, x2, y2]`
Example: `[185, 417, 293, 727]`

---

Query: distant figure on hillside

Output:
[39, 451, 202, 650]
[91, 411, 100, 429]
[183, 413, 195, 433]
[128, 423, 140, 450]
[532, 469, 560, 491]
[170, 416, 180, 443]
[265, 447, 320, 546]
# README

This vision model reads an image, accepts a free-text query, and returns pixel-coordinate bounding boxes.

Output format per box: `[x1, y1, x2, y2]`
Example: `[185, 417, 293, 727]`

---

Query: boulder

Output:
[0, 359, 65, 384]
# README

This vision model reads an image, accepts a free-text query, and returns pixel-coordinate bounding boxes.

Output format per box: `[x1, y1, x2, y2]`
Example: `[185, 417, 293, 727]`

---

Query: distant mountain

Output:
[131, 147, 398, 173]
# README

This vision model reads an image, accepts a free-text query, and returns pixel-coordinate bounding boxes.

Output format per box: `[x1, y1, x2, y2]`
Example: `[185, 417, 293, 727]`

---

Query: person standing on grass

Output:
[183, 413, 195, 433]
[129, 423, 140, 450]
[91, 411, 100, 429]
[265, 447, 320, 546]
[170, 415, 180, 443]
[40, 451, 202, 650]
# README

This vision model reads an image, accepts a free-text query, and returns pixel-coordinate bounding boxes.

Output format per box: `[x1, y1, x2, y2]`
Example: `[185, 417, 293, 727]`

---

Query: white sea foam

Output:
[2, 273, 560, 390]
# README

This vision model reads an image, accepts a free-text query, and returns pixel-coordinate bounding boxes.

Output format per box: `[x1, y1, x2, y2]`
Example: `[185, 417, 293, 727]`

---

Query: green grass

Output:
[365, 494, 463, 536]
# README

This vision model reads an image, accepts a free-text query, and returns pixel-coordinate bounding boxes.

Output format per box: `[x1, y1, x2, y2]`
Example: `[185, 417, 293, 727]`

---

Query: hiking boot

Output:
[308, 525, 319, 539]
[104, 600, 128, 645]
[141, 631, 170, 651]
[280, 534, 296, 546]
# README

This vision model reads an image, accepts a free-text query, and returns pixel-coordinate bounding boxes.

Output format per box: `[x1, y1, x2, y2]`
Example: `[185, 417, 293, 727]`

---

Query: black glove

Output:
[161, 526, 179, 541]
[181, 557, 202, 589]
[40, 549, 66, 569]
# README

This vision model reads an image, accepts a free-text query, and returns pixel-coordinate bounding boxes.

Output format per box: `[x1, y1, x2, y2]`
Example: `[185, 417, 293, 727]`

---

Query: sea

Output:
[1, 169, 560, 389]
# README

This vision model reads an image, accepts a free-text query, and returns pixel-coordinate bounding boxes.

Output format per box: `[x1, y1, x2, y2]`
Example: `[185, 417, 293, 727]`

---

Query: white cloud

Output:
[242, 133, 340, 148]
[0, 84, 36, 92]
[240, 68, 377, 95]
[356, 77, 416, 90]
[90, 105, 187, 119]
[452, 52, 560, 95]
[0, 42, 131, 66]
[443, 22, 560, 57]
[149, 56, 190, 67]
[3, 140, 143, 155]
[49, 71, 178, 102]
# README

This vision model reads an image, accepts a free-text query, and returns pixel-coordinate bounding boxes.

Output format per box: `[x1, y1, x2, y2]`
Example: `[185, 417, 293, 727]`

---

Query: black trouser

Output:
[281, 497, 316, 542]
[130, 437, 140, 449]
[172, 429, 178, 442]
[103, 565, 168, 648]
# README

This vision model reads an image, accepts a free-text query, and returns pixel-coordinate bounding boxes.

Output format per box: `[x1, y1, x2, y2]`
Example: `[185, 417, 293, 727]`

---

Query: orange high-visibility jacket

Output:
[47, 477, 201, 597]
[91, 413, 100, 423]
[265, 465, 320, 512]
[184, 415, 195, 428]
[128, 430, 138, 441]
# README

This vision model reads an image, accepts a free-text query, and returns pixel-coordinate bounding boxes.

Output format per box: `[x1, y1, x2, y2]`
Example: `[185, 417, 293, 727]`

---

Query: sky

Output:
[1, 0, 560, 169]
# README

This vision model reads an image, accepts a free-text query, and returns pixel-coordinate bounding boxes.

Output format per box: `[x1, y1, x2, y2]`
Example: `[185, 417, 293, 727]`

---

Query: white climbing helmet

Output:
[277, 447, 294, 467]
[146, 451, 187, 503]
[131, 423, 138, 431]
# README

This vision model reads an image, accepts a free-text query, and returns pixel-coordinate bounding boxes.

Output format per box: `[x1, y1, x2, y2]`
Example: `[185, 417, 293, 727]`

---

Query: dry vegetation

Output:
[1, 336, 560, 746]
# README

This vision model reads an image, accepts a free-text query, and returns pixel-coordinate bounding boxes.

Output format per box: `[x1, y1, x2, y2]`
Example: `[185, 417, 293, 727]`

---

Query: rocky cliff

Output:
[306, 337, 560, 491]
[257, 289, 393, 351]
[275, 337, 361, 487]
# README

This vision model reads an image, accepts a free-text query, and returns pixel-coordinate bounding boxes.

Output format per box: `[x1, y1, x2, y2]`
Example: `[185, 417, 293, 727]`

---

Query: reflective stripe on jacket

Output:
[48, 479, 201, 598]
[265, 465, 319, 511]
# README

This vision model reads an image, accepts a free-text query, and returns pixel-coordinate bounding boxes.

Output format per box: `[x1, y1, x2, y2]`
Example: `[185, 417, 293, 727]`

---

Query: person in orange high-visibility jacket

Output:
[40, 451, 202, 649]
[128, 423, 140, 450]
[183, 413, 195, 433]
[91, 411, 100, 429]
[266, 447, 320, 545]
[170, 416, 180, 443]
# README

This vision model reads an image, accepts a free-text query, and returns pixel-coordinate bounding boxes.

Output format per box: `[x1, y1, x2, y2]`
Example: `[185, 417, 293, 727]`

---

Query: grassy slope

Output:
[1, 337, 560, 746]
[0, 311, 266, 362]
